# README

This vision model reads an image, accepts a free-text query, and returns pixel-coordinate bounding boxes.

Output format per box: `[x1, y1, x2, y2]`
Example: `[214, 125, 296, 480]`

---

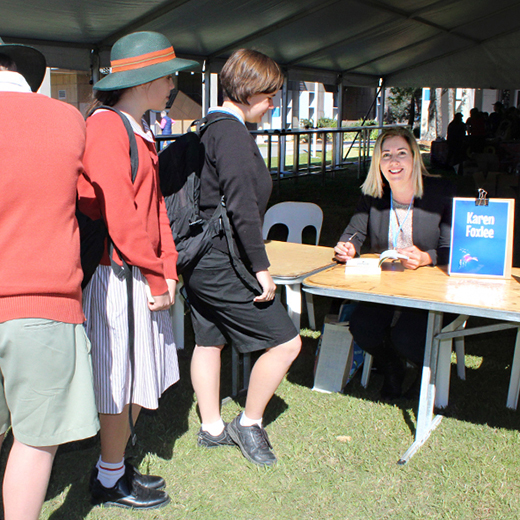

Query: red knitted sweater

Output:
[0, 92, 86, 324]
[78, 110, 178, 296]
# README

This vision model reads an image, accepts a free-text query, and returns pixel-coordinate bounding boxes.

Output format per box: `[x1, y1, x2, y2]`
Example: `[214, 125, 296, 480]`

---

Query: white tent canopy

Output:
[2, 0, 520, 89]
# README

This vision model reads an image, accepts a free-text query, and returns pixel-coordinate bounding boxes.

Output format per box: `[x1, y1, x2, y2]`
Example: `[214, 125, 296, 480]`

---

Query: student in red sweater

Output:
[0, 38, 99, 520]
[78, 32, 197, 509]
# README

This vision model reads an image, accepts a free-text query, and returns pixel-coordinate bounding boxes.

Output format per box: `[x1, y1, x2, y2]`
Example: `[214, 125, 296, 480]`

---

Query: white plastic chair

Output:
[263, 202, 324, 329]
[263, 202, 324, 246]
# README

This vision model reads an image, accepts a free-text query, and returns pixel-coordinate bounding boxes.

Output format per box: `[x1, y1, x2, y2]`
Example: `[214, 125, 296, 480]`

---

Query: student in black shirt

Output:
[184, 49, 301, 467]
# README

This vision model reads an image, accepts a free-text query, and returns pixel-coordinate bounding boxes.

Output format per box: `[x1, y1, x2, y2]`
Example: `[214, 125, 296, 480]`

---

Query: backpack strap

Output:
[88, 104, 140, 445]
[196, 115, 241, 137]
[91, 105, 139, 183]
[197, 114, 262, 294]
[216, 197, 262, 295]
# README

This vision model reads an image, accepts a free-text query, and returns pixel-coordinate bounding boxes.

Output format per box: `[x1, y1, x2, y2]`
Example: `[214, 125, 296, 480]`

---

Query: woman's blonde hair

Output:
[361, 127, 428, 198]
[220, 49, 284, 105]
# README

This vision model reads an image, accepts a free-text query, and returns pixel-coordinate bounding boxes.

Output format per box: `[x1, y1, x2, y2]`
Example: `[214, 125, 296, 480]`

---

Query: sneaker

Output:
[90, 468, 170, 509]
[197, 423, 236, 448]
[227, 414, 277, 466]
[125, 460, 166, 490]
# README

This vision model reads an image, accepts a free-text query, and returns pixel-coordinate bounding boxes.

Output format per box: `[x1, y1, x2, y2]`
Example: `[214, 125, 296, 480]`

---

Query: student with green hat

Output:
[78, 31, 198, 510]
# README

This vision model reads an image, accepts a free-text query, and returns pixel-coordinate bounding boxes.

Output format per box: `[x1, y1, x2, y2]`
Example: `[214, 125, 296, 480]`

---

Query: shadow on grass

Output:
[341, 324, 520, 437]
[288, 311, 520, 440]
[44, 320, 196, 520]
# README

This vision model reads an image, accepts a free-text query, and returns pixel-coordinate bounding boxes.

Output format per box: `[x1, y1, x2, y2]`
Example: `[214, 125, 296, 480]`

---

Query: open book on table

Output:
[344, 250, 409, 275]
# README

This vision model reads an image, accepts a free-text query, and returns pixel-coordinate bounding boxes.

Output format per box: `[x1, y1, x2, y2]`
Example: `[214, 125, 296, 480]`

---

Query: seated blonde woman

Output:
[334, 127, 455, 400]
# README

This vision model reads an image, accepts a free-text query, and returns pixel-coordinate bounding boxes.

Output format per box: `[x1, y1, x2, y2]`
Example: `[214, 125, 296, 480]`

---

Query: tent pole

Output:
[280, 74, 289, 174]
[90, 48, 100, 85]
[202, 59, 210, 117]
[376, 77, 385, 130]
[334, 74, 343, 170]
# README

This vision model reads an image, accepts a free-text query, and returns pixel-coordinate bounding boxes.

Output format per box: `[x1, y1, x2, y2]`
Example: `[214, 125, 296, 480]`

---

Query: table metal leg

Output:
[228, 349, 251, 401]
[399, 310, 444, 464]
[285, 283, 302, 330]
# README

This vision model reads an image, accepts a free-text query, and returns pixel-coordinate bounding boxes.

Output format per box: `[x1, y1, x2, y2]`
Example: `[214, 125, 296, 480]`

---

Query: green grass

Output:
[262, 146, 374, 170]
[6, 164, 520, 520]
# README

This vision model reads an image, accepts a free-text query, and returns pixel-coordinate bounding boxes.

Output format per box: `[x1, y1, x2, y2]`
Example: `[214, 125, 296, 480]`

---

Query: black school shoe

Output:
[227, 414, 277, 467]
[125, 460, 165, 490]
[197, 423, 236, 448]
[90, 468, 170, 509]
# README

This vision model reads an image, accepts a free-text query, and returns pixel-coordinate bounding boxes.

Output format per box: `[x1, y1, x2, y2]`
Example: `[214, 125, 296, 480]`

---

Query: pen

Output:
[333, 232, 358, 262]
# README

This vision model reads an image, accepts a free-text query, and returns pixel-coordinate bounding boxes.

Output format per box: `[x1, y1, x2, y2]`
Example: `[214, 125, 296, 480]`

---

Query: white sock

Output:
[239, 412, 262, 428]
[201, 418, 225, 436]
[96, 456, 125, 489]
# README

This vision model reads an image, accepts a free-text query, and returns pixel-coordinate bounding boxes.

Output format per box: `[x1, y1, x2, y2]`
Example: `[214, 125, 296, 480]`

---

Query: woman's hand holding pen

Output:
[334, 236, 357, 263]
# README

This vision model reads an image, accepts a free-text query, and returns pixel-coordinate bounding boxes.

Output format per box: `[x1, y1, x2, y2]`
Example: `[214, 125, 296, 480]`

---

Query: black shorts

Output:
[183, 248, 298, 353]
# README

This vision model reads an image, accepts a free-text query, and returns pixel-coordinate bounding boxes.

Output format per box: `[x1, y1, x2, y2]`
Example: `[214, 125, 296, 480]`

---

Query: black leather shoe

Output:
[125, 460, 165, 490]
[227, 414, 277, 466]
[90, 468, 170, 509]
[197, 423, 236, 448]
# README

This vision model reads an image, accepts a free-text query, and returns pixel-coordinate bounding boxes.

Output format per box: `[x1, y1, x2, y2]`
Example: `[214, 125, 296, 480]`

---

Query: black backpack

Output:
[78, 106, 138, 288]
[158, 116, 260, 292]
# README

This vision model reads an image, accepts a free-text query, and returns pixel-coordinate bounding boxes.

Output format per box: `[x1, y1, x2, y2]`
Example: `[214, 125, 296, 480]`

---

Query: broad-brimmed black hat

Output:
[0, 37, 46, 92]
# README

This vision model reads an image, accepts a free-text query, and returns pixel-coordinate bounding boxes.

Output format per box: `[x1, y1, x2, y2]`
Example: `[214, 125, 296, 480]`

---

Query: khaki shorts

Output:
[0, 319, 100, 447]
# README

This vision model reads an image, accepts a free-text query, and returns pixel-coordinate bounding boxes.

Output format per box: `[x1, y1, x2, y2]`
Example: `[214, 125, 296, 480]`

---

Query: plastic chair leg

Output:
[435, 337, 453, 409]
[305, 292, 316, 330]
[243, 353, 251, 390]
[455, 337, 466, 380]
[231, 347, 239, 397]
[506, 327, 520, 410]
[361, 352, 373, 388]
[434, 315, 468, 409]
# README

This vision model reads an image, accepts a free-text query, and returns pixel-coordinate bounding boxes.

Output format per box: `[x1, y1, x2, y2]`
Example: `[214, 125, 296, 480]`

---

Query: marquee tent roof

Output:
[2, 0, 520, 88]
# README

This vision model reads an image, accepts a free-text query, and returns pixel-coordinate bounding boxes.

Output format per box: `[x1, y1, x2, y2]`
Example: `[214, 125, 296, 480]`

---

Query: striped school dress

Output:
[83, 265, 179, 414]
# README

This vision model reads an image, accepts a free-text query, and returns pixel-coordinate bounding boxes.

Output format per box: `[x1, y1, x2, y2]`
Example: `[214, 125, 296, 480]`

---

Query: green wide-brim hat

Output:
[94, 31, 199, 91]
[0, 37, 46, 92]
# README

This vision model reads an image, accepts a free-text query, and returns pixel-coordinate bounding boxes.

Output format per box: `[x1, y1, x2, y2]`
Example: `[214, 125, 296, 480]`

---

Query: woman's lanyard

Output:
[390, 193, 413, 250]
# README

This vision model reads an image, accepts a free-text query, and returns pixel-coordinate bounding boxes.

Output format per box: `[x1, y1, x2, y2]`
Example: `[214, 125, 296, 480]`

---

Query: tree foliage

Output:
[386, 87, 421, 126]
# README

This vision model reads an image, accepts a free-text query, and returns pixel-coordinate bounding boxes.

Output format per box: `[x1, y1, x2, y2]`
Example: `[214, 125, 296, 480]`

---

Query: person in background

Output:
[446, 112, 466, 173]
[488, 101, 504, 137]
[184, 49, 301, 467]
[334, 127, 455, 400]
[78, 31, 197, 509]
[0, 37, 99, 519]
[466, 107, 486, 153]
[159, 109, 173, 150]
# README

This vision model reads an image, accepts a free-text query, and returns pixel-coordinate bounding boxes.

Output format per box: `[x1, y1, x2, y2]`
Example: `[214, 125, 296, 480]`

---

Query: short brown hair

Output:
[220, 49, 283, 105]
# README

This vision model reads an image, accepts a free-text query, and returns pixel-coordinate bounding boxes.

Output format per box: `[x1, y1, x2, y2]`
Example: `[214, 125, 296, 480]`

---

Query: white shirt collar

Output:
[92, 108, 155, 143]
[208, 105, 245, 125]
[0, 71, 32, 93]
